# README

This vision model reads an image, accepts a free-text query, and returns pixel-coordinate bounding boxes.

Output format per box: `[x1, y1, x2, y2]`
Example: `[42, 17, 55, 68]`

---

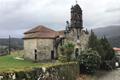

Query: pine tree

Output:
[88, 30, 115, 61]
[95, 39, 105, 61]
[88, 30, 98, 50]
[100, 36, 115, 60]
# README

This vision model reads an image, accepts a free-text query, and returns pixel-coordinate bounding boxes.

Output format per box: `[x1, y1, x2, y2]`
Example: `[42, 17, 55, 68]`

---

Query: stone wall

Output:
[65, 29, 89, 51]
[0, 62, 79, 80]
[37, 39, 55, 61]
[24, 39, 55, 61]
[79, 30, 89, 50]
[24, 39, 37, 60]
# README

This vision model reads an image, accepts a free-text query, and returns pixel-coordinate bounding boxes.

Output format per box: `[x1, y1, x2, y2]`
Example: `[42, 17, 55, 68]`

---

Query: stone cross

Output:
[76, 0, 78, 4]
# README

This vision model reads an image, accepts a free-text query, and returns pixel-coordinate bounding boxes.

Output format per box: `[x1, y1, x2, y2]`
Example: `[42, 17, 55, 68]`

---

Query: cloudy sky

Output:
[0, 0, 120, 38]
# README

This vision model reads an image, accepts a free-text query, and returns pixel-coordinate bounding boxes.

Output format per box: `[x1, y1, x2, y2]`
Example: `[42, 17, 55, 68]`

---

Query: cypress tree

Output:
[100, 36, 115, 60]
[88, 30, 98, 50]
[88, 30, 115, 61]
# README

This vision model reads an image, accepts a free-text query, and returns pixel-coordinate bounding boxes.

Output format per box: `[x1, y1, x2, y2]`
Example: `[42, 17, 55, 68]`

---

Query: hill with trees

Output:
[0, 38, 23, 50]
[94, 25, 120, 47]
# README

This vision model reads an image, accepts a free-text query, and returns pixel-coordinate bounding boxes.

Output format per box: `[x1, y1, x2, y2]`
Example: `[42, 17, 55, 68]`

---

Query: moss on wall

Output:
[0, 62, 79, 80]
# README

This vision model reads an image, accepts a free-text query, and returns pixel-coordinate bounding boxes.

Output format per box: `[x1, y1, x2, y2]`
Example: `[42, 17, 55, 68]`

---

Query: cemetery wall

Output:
[0, 62, 79, 80]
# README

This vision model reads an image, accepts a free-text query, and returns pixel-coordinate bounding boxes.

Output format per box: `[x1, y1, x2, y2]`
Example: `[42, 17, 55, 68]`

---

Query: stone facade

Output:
[64, 29, 89, 58]
[24, 39, 37, 60]
[64, 3, 89, 54]
[65, 29, 89, 50]
[37, 39, 55, 60]
[23, 26, 58, 61]
[24, 38, 55, 61]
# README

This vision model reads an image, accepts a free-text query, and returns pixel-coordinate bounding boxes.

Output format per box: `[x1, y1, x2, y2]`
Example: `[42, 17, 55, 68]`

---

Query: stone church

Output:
[23, 3, 89, 61]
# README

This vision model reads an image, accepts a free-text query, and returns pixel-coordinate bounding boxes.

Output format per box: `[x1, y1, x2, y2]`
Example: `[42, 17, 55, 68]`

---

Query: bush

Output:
[58, 42, 75, 62]
[78, 49, 101, 74]
[58, 55, 68, 62]
[100, 59, 116, 70]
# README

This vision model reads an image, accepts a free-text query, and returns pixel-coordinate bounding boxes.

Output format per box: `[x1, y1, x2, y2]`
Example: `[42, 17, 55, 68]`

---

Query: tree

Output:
[88, 30, 98, 50]
[100, 36, 115, 60]
[88, 30, 115, 61]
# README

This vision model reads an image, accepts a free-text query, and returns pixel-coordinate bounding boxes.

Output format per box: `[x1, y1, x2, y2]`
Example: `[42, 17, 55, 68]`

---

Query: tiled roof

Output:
[113, 47, 120, 51]
[24, 25, 59, 39]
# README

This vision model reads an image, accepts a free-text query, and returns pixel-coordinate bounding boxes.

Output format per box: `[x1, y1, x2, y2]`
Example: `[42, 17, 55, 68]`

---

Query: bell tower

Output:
[69, 3, 83, 40]
[65, 2, 84, 41]
[64, 1, 89, 54]
[71, 3, 83, 29]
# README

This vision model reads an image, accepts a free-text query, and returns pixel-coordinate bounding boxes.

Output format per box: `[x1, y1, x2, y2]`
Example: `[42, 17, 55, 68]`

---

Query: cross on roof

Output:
[75, 0, 78, 4]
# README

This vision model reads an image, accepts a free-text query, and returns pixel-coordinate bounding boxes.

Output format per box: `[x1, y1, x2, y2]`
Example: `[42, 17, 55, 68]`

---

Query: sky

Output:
[0, 0, 120, 38]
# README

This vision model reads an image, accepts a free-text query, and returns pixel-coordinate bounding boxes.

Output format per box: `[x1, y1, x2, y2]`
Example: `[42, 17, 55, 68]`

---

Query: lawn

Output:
[0, 55, 55, 72]
[0, 51, 76, 73]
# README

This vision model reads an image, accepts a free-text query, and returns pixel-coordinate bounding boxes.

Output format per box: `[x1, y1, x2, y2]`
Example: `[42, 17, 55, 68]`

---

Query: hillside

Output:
[0, 38, 23, 50]
[94, 25, 120, 47]
[94, 25, 120, 38]
[108, 36, 120, 48]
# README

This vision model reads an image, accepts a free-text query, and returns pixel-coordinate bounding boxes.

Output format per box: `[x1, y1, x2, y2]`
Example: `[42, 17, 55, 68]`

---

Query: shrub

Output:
[58, 55, 68, 62]
[78, 49, 101, 74]
[58, 42, 75, 62]
[100, 60, 115, 70]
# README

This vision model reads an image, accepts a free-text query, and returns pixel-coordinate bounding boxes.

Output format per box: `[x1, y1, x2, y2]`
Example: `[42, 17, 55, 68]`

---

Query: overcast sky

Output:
[0, 0, 120, 38]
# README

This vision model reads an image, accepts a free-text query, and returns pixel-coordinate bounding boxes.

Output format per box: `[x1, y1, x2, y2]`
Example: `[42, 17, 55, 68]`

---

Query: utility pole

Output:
[8, 35, 11, 55]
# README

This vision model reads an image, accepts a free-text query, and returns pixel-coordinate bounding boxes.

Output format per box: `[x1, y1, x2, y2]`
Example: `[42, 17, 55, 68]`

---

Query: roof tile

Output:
[24, 25, 58, 39]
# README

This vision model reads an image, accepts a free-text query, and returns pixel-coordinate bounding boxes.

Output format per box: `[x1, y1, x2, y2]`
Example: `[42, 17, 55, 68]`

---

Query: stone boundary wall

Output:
[0, 62, 79, 80]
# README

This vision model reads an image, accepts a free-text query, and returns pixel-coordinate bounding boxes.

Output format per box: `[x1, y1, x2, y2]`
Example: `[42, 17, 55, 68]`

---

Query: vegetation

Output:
[108, 36, 120, 48]
[0, 61, 78, 80]
[0, 55, 47, 72]
[88, 30, 115, 70]
[88, 30, 115, 61]
[78, 49, 101, 74]
[11, 50, 24, 58]
[100, 37, 115, 60]
[94, 25, 120, 48]
[0, 46, 8, 55]
[0, 50, 78, 73]
[0, 38, 23, 50]
[58, 42, 75, 62]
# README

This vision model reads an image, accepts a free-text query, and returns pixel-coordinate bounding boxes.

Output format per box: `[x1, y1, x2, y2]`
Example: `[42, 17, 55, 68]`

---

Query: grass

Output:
[0, 51, 77, 73]
[0, 54, 56, 72]
[10, 50, 24, 57]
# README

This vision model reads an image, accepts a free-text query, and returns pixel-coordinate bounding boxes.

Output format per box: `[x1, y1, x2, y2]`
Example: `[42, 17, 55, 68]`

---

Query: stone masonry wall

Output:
[24, 39, 55, 61]
[37, 39, 54, 61]
[0, 62, 79, 80]
[24, 39, 37, 60]
[65, 29, 89, 51]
